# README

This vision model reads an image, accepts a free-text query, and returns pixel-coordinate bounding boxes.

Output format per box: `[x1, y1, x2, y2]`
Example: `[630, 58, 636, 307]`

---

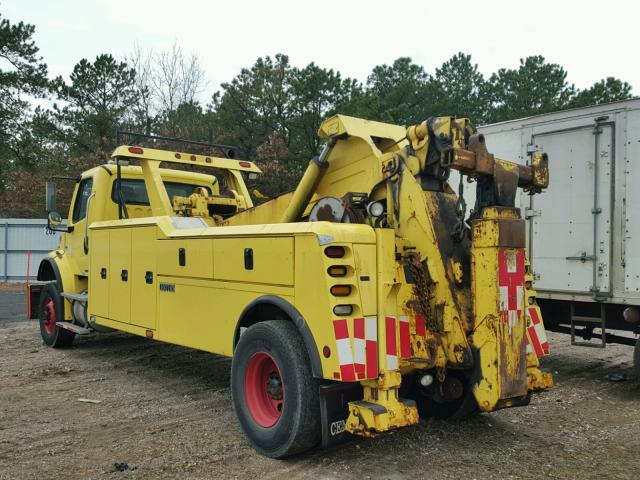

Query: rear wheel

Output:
[39, 283, 75, 348]
[231, 321, 319, 458]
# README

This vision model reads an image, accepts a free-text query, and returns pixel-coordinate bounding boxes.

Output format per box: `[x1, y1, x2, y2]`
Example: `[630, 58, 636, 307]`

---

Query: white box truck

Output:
[456, 99, 640, 372]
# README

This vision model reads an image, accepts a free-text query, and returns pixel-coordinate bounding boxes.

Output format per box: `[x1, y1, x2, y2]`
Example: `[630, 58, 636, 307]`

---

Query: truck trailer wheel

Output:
[38, 283, 75, 348]
[231, 320, 320, 458]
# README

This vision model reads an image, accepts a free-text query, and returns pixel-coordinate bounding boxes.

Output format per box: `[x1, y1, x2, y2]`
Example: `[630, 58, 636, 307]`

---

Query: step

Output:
[61, 292, 88, 303]
[56, 321, 91, 335]
[570, 302, 606, 348]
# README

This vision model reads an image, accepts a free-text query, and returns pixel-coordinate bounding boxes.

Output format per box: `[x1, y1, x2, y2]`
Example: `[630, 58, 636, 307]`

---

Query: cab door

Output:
[68, 177, 94, 276]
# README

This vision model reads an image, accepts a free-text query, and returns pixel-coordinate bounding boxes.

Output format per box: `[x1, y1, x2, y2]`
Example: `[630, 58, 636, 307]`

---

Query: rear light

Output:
[525, 281, 532, 289]
[239, 161, 251, 168]
[333, 305, 353, 316]
[190, 155, 197, 161]
[205, 157, 212, 163]
[330, 285, 351, 297]
[175, 153, 181, 159]
[128, 147, 144, 154]
[328, 265, 347, 277]
[322, 346, 331, 358]
[324, 246, 345, 258]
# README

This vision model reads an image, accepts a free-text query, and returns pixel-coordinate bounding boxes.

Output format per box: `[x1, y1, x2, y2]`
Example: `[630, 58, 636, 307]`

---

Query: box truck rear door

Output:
[528, 123, 613, 297]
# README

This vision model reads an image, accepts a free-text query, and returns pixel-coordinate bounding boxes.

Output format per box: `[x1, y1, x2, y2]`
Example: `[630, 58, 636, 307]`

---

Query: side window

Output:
[72, 178, 93, 223]
[110, 179, 211, 205]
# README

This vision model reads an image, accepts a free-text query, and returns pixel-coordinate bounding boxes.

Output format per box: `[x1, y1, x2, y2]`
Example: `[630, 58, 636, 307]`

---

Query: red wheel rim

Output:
[42, 297, 56, 334]
[244, 352, 284, 428]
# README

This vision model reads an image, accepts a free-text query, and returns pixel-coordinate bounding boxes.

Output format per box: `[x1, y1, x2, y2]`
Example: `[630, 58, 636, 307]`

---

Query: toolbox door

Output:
[131, 227, 157, 329]
[89, 228, 110, 318]
[109, 228, 132, 323]
[528, 123, 613, 296]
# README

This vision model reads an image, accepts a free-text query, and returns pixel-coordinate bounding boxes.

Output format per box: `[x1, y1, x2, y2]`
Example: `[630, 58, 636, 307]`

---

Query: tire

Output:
[634, 338, 640, 378]
[231, 321, 319, 458]
[38, 283, 75, 348]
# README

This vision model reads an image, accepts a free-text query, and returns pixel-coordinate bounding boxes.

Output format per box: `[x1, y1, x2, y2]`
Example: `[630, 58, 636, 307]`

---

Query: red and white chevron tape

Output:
[333, 316, 378, 381]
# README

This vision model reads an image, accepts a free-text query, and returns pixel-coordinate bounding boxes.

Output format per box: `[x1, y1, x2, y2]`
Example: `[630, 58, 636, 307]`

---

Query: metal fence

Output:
[0, 219, 62, 282]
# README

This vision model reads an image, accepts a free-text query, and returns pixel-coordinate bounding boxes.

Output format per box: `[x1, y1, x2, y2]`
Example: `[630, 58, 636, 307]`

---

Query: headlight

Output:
[367, 201, 385, 217]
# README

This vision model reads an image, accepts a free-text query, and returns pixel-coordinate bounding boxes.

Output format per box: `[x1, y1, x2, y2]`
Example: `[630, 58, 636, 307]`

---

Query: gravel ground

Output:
[0, 289, 639, 479]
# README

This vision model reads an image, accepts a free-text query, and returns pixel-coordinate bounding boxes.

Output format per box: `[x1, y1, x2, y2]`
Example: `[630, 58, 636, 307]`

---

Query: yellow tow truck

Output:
[29, 115, 553, 457]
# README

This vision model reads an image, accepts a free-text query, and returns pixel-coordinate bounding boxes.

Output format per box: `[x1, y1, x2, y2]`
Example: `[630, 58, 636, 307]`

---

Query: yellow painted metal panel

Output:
[89, 229, 110, 318]
[213, 237, 294, 286]
[108, 228, 131, 323]
[131, 227, 157, 329]
[94, 315, 150, 338]
[157, 239, 213, 279]
[353, 244, 377, 317]
[156, 282, 277, 355]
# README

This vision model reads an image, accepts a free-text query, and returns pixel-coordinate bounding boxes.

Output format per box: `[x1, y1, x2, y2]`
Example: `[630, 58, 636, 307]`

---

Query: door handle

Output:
[566, 252, 595, 263]
[100, 267, 107, 279]
[121, 269, 128, 281]
[244, 248, 253, 270]
[145, 271, 153, 284]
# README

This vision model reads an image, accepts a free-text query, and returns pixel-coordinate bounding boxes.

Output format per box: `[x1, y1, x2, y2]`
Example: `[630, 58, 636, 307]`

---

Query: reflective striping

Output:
[333, 319, 356, 382]
[527, 321, 545, 357]
[353, 337, 366, 377]
[335, 336, 353, 365]
[385, 317, 397, 355]
[385, 316, 398, 370]
[399, 315, 411, 358]
[498, 248, 525, 334]
[337, 340, 356, 381]
[516, 286, 524, 310]
[528, 307, 550, 356]
[364, 316, 378, 379]
[365, 316, 377, 341]
[333, 317, 379, 381]
[499, 286, 509, 311]
[386, 354, 398, 370]
[353, 317, 366, 377]
[333, 319, 349, 340]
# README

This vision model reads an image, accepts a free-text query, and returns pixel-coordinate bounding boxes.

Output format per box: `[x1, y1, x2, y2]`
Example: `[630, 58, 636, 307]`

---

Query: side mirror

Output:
[46, 181, 56, 212]
[48, 211, 62, 226]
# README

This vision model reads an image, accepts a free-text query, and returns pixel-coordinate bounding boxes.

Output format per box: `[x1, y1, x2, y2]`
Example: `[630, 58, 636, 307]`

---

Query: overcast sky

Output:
[5, 0, 637, 101]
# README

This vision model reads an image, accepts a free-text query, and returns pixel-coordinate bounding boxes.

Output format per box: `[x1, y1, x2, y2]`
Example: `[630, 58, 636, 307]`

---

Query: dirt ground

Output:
[1, 288, 639, 479]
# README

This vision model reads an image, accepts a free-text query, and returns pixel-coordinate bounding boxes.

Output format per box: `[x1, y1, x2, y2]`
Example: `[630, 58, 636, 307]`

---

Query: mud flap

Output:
[27, 282, 49, 319]
[319, 382, 362, 448]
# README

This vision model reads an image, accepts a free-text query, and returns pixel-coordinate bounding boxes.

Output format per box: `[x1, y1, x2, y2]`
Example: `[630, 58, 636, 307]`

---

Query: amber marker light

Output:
[330, 285, 351, 297]
[328, 265, 347, 277]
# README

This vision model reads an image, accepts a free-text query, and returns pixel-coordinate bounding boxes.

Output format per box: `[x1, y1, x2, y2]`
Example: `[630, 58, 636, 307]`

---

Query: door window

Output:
[72, 178, 94, 223]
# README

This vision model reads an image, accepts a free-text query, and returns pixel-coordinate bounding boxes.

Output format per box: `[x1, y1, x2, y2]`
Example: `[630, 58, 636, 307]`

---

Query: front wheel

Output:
[39, 283, 75, 348]
[231, 321, 319, 458]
